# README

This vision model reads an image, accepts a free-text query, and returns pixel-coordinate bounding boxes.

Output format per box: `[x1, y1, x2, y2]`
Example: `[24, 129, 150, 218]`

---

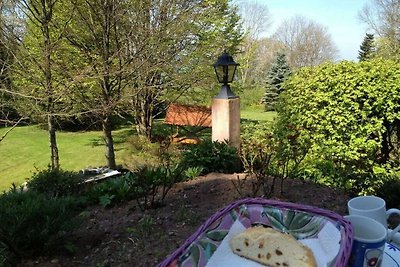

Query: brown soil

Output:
[20, 173, 350, 267]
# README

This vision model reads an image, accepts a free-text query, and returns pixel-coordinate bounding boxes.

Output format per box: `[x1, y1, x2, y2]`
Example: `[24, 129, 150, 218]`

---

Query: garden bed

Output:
[20, 173, 350, 267]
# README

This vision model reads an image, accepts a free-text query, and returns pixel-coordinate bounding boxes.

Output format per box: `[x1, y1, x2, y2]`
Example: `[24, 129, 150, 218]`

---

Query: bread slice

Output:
[229, 226, 316, 267]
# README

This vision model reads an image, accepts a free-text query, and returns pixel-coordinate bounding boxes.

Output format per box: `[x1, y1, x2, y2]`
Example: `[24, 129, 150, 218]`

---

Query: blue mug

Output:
[345, 215, 387, 267]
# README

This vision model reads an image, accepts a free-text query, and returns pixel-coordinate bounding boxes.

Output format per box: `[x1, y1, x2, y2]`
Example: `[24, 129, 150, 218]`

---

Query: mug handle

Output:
[387, 209, 400, 242]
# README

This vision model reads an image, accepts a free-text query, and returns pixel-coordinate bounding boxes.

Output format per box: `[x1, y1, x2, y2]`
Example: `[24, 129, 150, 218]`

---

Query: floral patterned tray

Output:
[383, 243, 400, 266]
[159, 198, 353, 267]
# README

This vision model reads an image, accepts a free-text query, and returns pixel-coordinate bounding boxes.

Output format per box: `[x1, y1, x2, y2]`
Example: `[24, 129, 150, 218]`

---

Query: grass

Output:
[0, 105, 274, 192]
[241, 105, 276, 122]
[0, 125, 131, 191]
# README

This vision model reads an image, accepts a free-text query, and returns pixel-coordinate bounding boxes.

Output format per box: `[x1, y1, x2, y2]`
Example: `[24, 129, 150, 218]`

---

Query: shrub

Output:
[124, 134, 181, 170]
[0, 186, 85, 262]
[26, 168, 85, 198]
[87, 164, 186, 210]
[239, 122, 275, 196]
[181, 139, 240, 174]
[86, 174, 136, 207]
[376, 176, 400, 209]
[278, 59, 400, 192]
[239, 121, 310, 196]
[130, 164, 186, 210]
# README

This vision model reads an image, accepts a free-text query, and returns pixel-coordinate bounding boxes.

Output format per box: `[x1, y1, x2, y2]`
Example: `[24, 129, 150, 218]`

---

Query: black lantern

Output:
[213, 51, 239, 99]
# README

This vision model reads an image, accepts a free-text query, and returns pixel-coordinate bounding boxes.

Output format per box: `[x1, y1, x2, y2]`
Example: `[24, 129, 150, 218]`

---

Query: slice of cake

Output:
[230, 226, 316, 267]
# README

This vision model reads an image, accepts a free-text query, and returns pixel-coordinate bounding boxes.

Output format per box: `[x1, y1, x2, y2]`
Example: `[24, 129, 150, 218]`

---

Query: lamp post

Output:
[211, 51, 241, 149]
[212, 51, 240, 99]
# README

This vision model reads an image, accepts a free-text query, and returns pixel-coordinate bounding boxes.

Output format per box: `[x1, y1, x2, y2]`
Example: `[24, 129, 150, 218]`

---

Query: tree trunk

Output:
[43, 3, 59, 169]
[48, 114, 59, 169]
[102, 114, 116, 169]
[134, 88, 155, 140]
[136, 111, 152, 140]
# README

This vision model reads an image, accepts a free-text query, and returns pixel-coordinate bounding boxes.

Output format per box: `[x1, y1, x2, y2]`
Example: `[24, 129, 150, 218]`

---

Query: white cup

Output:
[345, 215, 387, 267]
[347, 195, 400, 242]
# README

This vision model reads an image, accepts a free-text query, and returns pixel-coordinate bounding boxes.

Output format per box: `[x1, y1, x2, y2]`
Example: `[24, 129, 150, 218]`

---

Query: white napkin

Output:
[205, 220, 341, 267]
[206, 219, 263, 267]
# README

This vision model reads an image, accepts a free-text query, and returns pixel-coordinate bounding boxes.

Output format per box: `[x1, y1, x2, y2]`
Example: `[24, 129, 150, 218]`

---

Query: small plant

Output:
[86, 174, 135, 206]
[26, 167, 85, 197]
[99, 194, 115, 207]
[0, 246, 9, 266]
[184, 166, 204, 179]
[181, 139, 240, 174]
[126, 216, 156, 240]
[176, 206, 202, 226]
[130, 164, 186, 210]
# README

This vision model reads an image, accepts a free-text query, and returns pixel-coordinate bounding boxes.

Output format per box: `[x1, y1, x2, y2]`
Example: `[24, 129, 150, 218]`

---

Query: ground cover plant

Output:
[0, 186, 86, 266]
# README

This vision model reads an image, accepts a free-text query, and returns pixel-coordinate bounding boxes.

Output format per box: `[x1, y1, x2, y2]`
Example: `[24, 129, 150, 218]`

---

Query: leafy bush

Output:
[0, 186, 85, 263]
[278, 59, 400, 194]
[376, 176, 400, 209]
[181, 139, 240, 174]
[26, 168, 85, 197]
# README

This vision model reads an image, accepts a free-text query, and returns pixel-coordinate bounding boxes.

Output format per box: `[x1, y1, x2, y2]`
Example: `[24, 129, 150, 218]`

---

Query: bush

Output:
[87, 164, 186, 210]
[181, 139, 241, 174]
[239, 121, 310, 196]
[26, 168, 85, 198]
[124, 135, 181, 169]
[278, 59, 400, 190]
[0, 186, 85, 263]
[129, 164, 186, 210]
[376, 176, 400, 209]
[86, 174, 136, 206]
[239, 122, 275, 196]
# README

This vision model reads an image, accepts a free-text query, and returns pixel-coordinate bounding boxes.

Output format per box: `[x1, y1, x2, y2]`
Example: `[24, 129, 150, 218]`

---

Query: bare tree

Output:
[126, 0, 242, 139]
[0, 0, 26, 135]
[274, 15, 338, 68]
[236, 0, 272, 88]
[65, 0, 136, 169]
[359, 0, 400, 59]
[7, 0, 72, 167]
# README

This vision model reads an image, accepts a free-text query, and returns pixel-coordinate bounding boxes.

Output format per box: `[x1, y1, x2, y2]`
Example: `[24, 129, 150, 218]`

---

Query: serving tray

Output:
[159, 198, 353, 267]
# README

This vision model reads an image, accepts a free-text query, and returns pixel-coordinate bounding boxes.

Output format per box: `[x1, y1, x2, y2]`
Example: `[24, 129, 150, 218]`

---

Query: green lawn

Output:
[0, 125, 131, 191]
[241, 105, 276, 122]
[0, 106, 274, 191]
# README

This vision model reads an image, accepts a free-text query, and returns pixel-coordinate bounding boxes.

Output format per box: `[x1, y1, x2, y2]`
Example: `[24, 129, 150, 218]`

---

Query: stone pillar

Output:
[212, 97, 240, 150]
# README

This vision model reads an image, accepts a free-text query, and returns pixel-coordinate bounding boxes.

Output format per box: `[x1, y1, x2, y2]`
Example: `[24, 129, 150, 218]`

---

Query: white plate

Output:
[383, 242, 400, 267]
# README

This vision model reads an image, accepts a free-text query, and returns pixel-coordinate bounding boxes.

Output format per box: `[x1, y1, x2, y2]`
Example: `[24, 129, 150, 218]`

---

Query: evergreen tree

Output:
[358, 33, 375, 61]
[262, 53, 290, 111]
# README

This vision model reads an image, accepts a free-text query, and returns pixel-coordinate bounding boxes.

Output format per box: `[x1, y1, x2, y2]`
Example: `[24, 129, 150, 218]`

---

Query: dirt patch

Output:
[20, 173, 350, 267]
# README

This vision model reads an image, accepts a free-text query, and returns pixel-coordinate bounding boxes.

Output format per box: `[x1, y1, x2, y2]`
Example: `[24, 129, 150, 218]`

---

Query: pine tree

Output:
[358, 33, 375, 61]
[262, 53, 291, 111]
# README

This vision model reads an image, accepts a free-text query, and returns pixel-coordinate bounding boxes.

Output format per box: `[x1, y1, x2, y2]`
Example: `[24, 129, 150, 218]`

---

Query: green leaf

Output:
[206, 230, 228, 241]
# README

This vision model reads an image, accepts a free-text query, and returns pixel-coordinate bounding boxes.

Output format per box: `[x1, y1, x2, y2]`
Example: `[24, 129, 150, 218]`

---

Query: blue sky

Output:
[253, 0, 370, 60]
